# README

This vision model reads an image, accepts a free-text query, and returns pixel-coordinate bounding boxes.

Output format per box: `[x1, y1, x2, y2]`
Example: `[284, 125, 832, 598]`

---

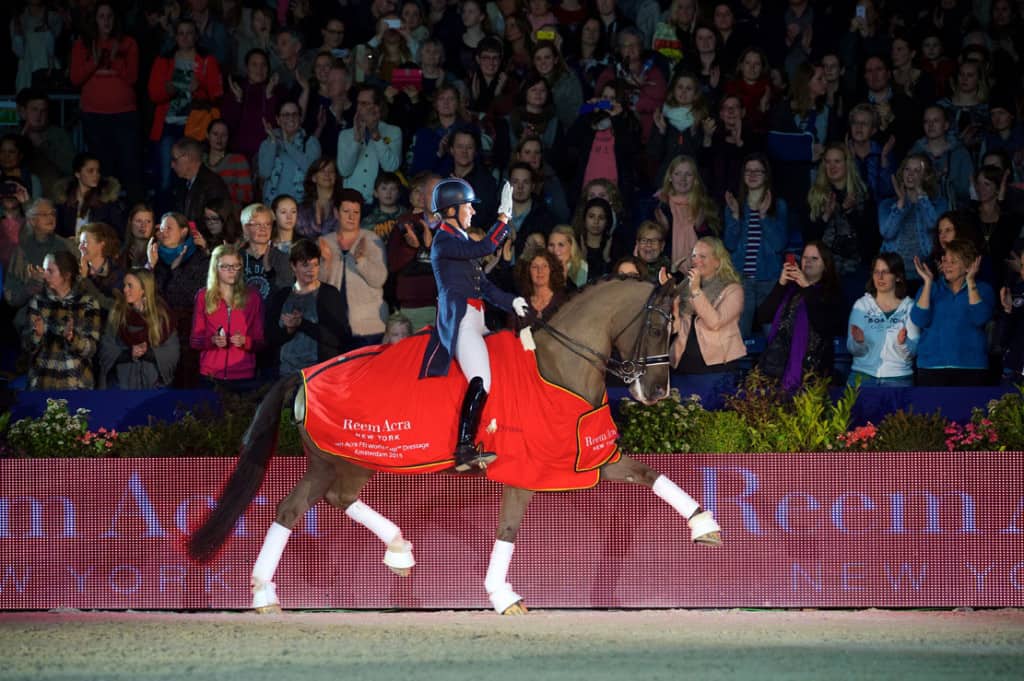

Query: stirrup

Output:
[454, 444, 497, 472]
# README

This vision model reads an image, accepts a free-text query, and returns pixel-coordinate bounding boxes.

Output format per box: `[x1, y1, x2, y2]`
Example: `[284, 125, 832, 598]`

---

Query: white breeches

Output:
[455, 304, 491, 391]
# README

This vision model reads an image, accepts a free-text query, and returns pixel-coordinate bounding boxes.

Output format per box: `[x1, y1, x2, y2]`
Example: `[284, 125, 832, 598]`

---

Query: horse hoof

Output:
[688, 511, 722, 545]
[695, 531, 723, 547]
[501, 601, 528, 615]
[254, 603, 282, 615]
[384, 539, 416, 576]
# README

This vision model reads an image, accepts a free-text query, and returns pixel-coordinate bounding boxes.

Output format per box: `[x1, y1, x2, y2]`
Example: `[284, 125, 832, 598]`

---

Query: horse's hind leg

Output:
[322, 458, 416, 577]
[484, 486, 534, 615]
[250, 443, 338, 612]
[600, 455, 722, 546]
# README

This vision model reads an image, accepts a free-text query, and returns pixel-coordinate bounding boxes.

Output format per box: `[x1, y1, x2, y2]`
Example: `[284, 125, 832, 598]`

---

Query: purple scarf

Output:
[766, 283, 815, 391]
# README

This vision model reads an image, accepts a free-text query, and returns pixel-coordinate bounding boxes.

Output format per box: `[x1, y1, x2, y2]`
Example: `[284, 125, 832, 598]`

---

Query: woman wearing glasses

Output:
[190, 244, 265, 390]
[257, 100, 321, 204]
[723, 153, 788, 337]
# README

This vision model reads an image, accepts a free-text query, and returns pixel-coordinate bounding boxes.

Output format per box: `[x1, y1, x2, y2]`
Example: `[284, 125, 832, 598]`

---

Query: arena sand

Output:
[1, 608, 1022, 680]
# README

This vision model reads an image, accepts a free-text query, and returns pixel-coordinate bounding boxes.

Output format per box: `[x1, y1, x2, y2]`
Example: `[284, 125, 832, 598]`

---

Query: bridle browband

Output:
[529, 284, 674, 384]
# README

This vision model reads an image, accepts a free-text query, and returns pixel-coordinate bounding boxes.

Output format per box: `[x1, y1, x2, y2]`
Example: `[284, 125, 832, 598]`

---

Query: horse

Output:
[186, 276, 722, 614]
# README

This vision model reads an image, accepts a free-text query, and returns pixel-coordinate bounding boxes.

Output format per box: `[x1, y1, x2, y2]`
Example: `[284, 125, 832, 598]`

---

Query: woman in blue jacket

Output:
[910, 239, 995, 386]
[723, 153, 788, 337]
[879, 154, 948, 293]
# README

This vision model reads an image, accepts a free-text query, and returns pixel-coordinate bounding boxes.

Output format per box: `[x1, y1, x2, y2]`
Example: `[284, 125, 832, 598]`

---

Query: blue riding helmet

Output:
[431, 178, 480, 214]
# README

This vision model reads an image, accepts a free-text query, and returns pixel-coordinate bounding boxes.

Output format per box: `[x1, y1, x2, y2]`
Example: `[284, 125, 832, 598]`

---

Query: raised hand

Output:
[132, 341, 148, 359]
[966, 255, 981, 283]
[230, 333, 246, 348]
[228, 77, 243, 102]
[759, 86, 771, 113]
[652, 106, 667, 134]
[850, 324, 865, 343]
[63, 316, 75, 342]
[759, 189, 773, 215]
[912, 255, 933, 284]
[30, 312, 44, 339]
[892, 175, 906, 210]
[823, 191, 837, 221]
[266, 72, 279, 98]
[724, 190, 739, 219]
[897, 327, 908, 345]
[402, 222, 421, 249]
[1001, 286, 1013, 314]
[498, 181, 513, 219]
[146, 237, 159, 268]
[353, 234, 367, 260]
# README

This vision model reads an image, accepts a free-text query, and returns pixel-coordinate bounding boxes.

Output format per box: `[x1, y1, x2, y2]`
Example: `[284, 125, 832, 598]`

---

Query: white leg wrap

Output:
[345, 500, 401, 545]
[383, 539, 416, 569]
[652, 475, 700, 519]
[484, 540, 521, 613]
[252, 581, 279, 609]
[687, 510, 722, 543]
[251, 522, 291, 586]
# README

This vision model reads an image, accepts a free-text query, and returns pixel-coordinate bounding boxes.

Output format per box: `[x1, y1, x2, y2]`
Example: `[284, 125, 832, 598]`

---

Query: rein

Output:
[530, 286, 673, 384]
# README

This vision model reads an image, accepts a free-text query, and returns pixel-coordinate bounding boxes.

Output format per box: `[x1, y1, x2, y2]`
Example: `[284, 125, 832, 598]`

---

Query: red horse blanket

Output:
[300, 331, 621, 491]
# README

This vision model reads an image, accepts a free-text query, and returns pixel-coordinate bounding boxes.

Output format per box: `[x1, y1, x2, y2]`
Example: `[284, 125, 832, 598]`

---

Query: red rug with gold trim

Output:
[300, 331, 620, 490]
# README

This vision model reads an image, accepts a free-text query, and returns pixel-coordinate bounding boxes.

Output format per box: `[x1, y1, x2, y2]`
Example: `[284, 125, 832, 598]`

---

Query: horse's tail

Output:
[186, 372, 302, 564]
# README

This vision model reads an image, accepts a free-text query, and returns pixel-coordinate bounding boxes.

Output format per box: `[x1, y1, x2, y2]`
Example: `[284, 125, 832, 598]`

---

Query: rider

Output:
[419, 176, 528, 471]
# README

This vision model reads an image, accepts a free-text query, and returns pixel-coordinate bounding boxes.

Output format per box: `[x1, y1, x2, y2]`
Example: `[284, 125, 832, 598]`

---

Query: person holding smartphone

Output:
[756, 240, 845, 391]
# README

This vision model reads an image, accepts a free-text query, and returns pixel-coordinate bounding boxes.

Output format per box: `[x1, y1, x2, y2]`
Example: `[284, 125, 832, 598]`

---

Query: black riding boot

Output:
[453, 376, 497, 472]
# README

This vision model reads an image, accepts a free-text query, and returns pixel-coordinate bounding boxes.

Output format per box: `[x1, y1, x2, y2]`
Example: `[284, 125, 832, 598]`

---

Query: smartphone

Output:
[785, 253, 798, 266]
[536, 29, 556, 41]
[855, 5, 866, 18]
[384, 18, 401, 29]
[188, 221, 201, 239]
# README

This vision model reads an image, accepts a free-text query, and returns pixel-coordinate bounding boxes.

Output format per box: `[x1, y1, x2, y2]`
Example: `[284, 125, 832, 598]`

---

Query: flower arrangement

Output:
[6, 398, 116, 458]
[838, 423, 878, 450]
[945, 413, 1000, 451]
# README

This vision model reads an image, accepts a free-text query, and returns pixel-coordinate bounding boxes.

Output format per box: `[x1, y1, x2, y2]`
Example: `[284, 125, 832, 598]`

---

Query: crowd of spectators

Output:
[2, 0, 1024, 394]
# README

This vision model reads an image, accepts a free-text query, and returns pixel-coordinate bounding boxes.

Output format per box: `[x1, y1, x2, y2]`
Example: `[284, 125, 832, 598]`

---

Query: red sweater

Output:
[70, 37, 139, 114]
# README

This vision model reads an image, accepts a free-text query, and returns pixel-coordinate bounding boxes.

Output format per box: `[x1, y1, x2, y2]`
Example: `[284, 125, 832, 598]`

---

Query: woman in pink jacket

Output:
[669, 236, 746, 391]
[190, 244, 264, 390]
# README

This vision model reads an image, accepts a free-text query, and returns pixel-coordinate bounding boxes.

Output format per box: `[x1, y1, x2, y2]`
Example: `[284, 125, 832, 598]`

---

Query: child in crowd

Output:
[361, 172, 406, 243]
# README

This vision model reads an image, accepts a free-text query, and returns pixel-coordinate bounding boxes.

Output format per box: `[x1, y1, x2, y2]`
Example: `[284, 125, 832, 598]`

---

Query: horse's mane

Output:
[547, 274, 656, 328]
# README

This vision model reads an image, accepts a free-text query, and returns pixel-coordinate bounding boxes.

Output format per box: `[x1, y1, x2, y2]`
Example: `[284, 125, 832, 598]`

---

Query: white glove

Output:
[498, 180, 513, 219]
[512, 296, 529, 318]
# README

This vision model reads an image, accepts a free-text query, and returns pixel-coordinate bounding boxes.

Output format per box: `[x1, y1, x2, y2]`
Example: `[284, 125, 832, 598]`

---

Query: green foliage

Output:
[983, 386, 1024, 450]
[617, 388, 704, 453]
[108, 387, 305, 458]
[0, 386, 302, 459]
[721, 370, 858, 452]
[773, 375, 859, 452]
[689, 410, 752, 453]
[873, 408, 949, 452]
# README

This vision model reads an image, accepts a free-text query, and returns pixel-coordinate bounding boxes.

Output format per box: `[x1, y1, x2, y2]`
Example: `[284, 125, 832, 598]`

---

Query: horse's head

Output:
[611, 277, 679, 405]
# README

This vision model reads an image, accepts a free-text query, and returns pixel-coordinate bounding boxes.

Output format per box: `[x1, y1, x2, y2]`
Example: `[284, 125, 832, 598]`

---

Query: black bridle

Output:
[530, 285, 674, 384]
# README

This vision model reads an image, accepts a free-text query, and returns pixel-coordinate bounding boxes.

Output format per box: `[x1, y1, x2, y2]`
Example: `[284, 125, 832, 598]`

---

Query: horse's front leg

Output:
[601, 455, 722, 546]
[485, 485, 534, 615]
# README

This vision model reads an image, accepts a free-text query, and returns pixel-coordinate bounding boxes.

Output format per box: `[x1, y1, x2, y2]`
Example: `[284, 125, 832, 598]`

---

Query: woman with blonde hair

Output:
[807, 143, 875, 305]
[98, 268, 179, 388]
[669, 236, 746, 391]
[547, 224, 588, 289]
[189, 244, 265, 389]
[879, 153, 947, 290]
[655, 155, 720, 273]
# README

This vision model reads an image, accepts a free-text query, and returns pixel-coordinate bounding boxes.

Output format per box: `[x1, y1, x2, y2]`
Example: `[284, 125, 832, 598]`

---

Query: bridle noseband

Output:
[530, 286, 674, 384]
